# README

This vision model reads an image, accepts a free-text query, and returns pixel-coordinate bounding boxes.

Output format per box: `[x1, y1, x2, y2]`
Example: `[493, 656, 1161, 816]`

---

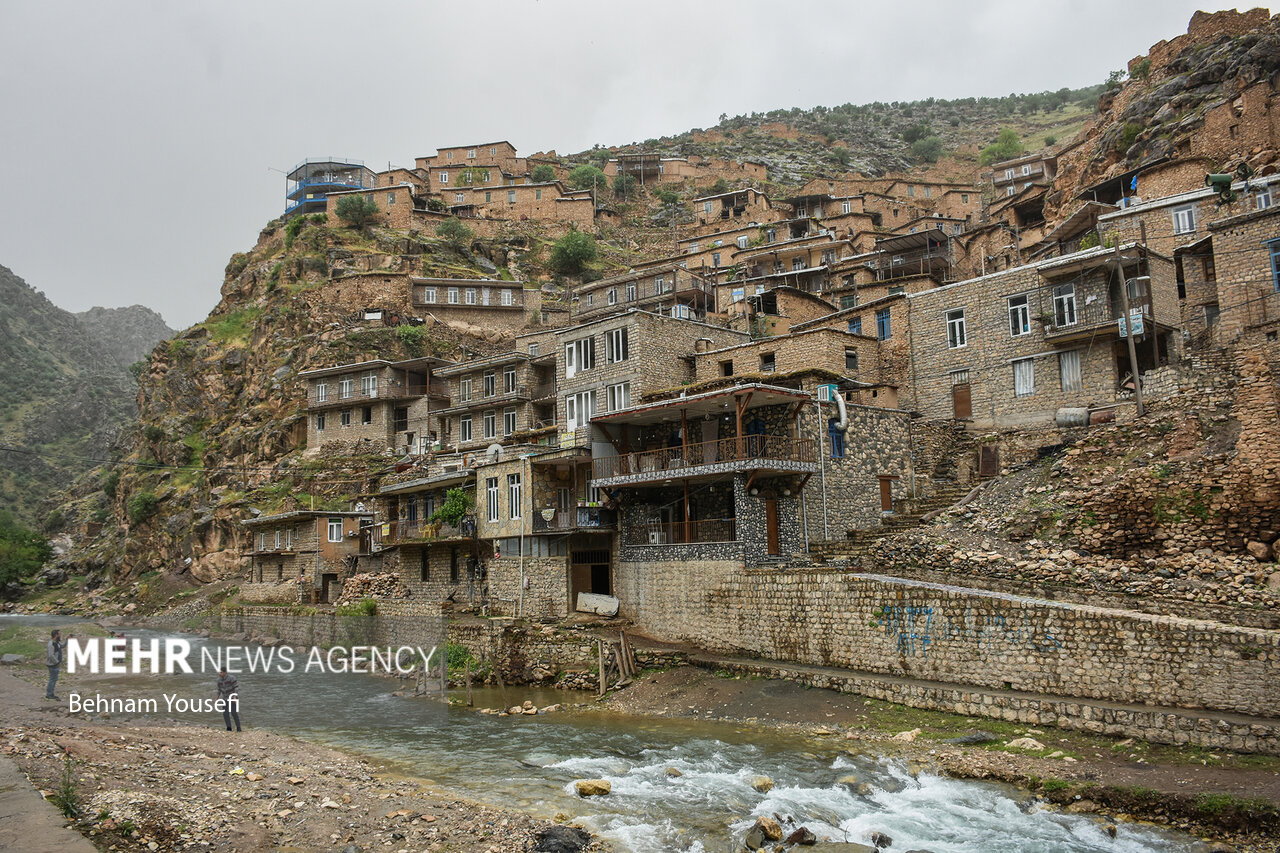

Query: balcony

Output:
[1040, 289, 1152, 343]
[622, 518, 736, 547]
[591, 435, 818, 487]
[531, 507, 617, 533]
[381, 517, 474, 545]
[307, 380, 449, 408]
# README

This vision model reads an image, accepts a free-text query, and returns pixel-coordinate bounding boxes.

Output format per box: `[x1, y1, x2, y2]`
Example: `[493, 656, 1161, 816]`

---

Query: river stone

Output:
[665, 767, 683, 778]
[836, 774, 861, 788]
[750, 775, 774, 793]
[1006, 737, 1046, 751]
[753, 816, 783, 841]
[945, 731, 998, 745]
[0, 654, 25, 665]
[574, 779, 611, 797]
[869, 831, 893, 848]
[1246, 540, 1272, 561]
[785, 826, 817, 845]
[532, 825, 592, 853]
[744, 826, 765, 850]
[809, 843, 876, 852]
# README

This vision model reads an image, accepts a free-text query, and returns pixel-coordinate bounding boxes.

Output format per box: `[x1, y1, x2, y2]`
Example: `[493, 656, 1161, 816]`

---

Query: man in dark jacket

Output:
[216, 668, 241, 731]
[45, 628, 67, 700]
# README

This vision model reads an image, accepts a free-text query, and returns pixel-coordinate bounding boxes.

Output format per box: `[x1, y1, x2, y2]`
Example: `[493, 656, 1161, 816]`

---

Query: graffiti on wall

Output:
[878, 603, 1063, 657]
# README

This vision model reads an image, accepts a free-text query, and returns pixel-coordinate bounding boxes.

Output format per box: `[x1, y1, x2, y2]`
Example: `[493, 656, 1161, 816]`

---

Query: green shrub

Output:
[50, 753, 81, 818]
[531, 164, 555, 182]
[980, 129, 1024, 166]
[431, 488, 473, 526]
[142, 424, 165, 443]
[1044, 135, 1057, 146]
[910, 135, 945, 163]
[337, 598, 377, 644]
[335, 195, 381, 228]
[1118, 122, 1143, 152]
[0, 511, 51, 585]
[101, 469, 120, 498]
[396, 324, 426, 353]
[284, 215, 307, 250]
[126, 492, 160, 525]
[654, 188, 680, 206]
[567, 165, 606, 191]
[435, 217, 474, 246]
[549, 228, 597, 275]
[612, 173, 638, 198]
[832, 146, 851, 166]
[1131, 58, 1151, 81]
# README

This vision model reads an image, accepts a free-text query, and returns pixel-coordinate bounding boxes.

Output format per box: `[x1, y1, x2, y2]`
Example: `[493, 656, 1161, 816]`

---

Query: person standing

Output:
[216, 668, 241, 731]
[45, 628, 67, 700]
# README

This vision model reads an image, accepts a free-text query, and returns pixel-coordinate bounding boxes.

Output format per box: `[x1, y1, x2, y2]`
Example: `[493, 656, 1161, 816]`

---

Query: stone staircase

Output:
[809, 481, 973, 565]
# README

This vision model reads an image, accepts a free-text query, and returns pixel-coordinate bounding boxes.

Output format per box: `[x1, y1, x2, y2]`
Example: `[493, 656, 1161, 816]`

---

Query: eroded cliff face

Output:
[1047, 8, 1280, 220]
[53, 219, 506, 586]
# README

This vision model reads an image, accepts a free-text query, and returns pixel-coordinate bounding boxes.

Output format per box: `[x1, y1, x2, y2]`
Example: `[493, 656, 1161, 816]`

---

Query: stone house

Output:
[904, 243, 1181, 428]
[324, 184, 423, 230]
[432, 352, 557, 454]
[446, 182, 595, 229]
[1098, 175, 1277, 259]
[571, 264, 717, 323]
[553, 310, 749, 450]
[719, 285, 834, 335]
[792, 293, 913, 409]
[375, 467, 481, 606]
[990, 151, 1058, 198]
[866, 230, 955, 285]
[676, 218, 822, 275]
[416, 142, 526, 194]
[241, 510, 375, 604]
[300, 357, 451, 455]
[728, 235, 853, 296]
[409, 276, 540, 329]
[690, 188, 779, 230]
[1207, 204, 1280, 341]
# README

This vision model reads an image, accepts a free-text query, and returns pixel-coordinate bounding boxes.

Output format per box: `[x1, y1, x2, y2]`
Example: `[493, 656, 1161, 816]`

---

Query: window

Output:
[339, 378, 354, 399]
[961, 193, 969, 204]
[848, 316, 862, 335]
[605, 328, 629, 363]
[467, 148, 476, 158]
[840, 294, 857, 309]
[503, 407, 516, 435]
[876, 308, 891, 341]
[501, 289, 513, 306]
[841, 200, 852, 214]
[483, 371, 496, 397]
[360, 372, 377, 397]
[421, 287, 437, 304]
[606, 382, 630, 413]
[459, 377, 472, 402]
[821, 249, 835, 265]
[315, 412, 325, 431]
[1059, 350, 1083, 392]
[528, 342, 539, 357]
[1258, 189, 1273, 210]
[508, 190, 516, 203]
[361, 406, 372, 425]
[315, 382, 328, 402]
[720, 360, 734, 377]
[792, 257, 807, 271]
[608, 288, 617, 305]
[1021, 164, 1031, 176]
[486, 477, 499, 522]
[655, 275, 668, 292]
[565, 390, 595, 430]
[828, 418, 845, 459]
[845, 348, 858, 371]
[1013, 358, 1036, 397]
[465, 288, 477, 305]
[328, 518, 343, 542]
[1008, 294, 1030, 336]
[535, 189, 542, 200]
[340, 409, 351, 427]
[625, 282, 636, 301]
[688, 241, 699, 253]
[455, 192, 464, 203]
[737, 235, 749, 249]
[585, 294, 594, 307]
[449, 548, 461, 583]
[1271, 239, 1280, 292]
[448, 288, 459, 304]
[503, 366, 516, 393]
[907, 185, 915, 197]
[490, 146, 497, 155]
[923, 186, 932, 198]
[439, 171, 448, 184]
[760, 352, 776, 373]
[1052, 283, 1077, 327]
[460, 415, 473, 442]
[703, 201, 714, 215]
[1172, 205, 1197, 234]
[888, 285, 905, 296]
[765, 228, 776, 243]
[1006, 186, 1015, 197]
[946, 309, 966, 348]
[565, 337, 595, 378]
[712, 252, 721, 267]
[507, 473, 523, 519]
[1004, 168, 1015, 180]
[482, 410, 496, 439]
[484, 191, 491, 203]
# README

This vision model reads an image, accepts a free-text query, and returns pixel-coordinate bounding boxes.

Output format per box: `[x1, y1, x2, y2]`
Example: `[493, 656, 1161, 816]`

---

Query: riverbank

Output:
[595, 665, 1279, 852]
[0, 666, 597, 853]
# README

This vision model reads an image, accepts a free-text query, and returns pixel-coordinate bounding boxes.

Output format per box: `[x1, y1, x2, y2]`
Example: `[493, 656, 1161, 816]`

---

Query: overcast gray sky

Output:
[0, 0, 1254, 329]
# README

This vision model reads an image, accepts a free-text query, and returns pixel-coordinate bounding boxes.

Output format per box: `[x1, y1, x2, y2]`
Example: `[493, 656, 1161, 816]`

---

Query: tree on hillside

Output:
[832, 147, 851, 166]
[588, 149, 611, 170]
[902, 122, 933, 144]
[910, 135, 945, 163]
[549, 228, 597, 275]
[567, 165, 607, 191]
[706, 178, 730, 196]
[335, 195, 381, 228]
[612, 173, 638, 198]
[980, 129, 1025, 166]
[436, 217, 474, 247]
[0, 511, 51, 588]
[531, 164, 556, 183]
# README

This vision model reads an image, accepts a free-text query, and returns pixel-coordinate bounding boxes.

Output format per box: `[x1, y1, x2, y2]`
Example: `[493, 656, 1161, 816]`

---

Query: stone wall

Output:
[218, 601, 444, 650]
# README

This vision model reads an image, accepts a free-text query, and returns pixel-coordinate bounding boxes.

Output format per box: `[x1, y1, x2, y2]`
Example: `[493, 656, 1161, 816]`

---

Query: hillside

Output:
[0, 266, 173, 527]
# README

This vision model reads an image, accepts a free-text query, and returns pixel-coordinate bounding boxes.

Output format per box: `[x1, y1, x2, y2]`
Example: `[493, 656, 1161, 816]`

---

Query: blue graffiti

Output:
[880, 602, 1065, 657]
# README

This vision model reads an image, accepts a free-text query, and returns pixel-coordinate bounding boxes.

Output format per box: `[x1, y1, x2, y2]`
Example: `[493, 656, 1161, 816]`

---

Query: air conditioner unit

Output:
[648, 531, 668, 545]
[816, 384, 838, 403]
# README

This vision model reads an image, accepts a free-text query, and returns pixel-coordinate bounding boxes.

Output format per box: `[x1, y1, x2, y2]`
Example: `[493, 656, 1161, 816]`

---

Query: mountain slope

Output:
[75, 305, 175, 370]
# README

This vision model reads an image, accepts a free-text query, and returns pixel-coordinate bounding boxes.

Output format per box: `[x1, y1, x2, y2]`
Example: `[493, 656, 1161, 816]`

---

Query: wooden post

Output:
[465, 661, 473, 707]
[621, 631, 635, 675]
[597, 640, 607, 697]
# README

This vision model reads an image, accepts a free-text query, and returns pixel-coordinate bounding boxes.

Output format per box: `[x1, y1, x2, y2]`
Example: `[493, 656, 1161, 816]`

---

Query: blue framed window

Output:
[847, 316, 862, 335]
[876, 308, 891, 341]
[827, 419, 845, 459]
[1269, 238, 1280, 292]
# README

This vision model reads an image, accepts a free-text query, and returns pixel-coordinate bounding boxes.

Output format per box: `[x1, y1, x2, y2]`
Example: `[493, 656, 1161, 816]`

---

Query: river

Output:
[3, 615, 1208, 852]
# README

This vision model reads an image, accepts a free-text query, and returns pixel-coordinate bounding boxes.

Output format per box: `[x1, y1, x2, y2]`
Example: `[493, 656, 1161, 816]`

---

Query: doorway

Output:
[952, 383, 972, 419]
[320, 573, 339, 603]
[878, 477, 895, 514]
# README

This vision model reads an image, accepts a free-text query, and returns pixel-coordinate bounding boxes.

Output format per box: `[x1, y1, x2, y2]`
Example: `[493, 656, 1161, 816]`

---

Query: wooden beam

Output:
[745, 470, 761, 494]
[797, 473, 813, 491]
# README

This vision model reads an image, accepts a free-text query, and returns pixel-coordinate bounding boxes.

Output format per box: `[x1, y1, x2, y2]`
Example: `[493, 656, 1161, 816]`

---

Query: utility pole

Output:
[1114, 240, 1145, 417]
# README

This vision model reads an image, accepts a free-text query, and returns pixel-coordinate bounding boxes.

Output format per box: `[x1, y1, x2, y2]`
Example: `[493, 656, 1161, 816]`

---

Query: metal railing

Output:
[308, 380, 448, 406]
[623, 518, 737, 546]
[531, 507, 617, 532]
[382, 519, 467, 543]
[1041, 291, 1151, 339]
[592, 435, 817, 480]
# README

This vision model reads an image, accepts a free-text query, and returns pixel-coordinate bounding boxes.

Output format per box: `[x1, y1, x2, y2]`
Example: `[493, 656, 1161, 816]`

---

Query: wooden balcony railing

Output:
[382, 517, 472, 544]
[592, 435, 817, 481]
[623, 518, 736, 546]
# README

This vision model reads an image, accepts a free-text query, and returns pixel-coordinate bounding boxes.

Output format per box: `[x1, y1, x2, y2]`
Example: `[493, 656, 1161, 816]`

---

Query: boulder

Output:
[753, 816, 783, 841]
[1245, 540, 1272, 561]
[1005, 737, 1046, 751]
[891, 728, 921, 742]
[945, 731, 998, 745]
[574, 779, 611, 797]
[750, 775, 774, 793]
[869, 831, 893, 849]
[532, 825, 592, 853]
[809, 843, 876, 853]
[665, 767, 683, 778]
[0, 654, 26, 665]
[785, 826, 818, 845]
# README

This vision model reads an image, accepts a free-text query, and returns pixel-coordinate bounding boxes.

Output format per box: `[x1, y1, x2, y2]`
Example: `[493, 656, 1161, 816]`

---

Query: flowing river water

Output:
[4, 616, 1210, 852]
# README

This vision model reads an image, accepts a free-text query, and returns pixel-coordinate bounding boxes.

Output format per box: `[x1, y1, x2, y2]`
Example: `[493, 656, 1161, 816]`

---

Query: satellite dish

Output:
[486, 443, 504, 462]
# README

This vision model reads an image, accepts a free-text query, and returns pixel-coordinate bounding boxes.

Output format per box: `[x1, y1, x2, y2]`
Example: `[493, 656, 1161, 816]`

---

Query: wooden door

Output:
[952, 383, 972, 419]
[878, 477, 893, 513]
[764, 499, 780, 555]
[979, 445, 1000, 478]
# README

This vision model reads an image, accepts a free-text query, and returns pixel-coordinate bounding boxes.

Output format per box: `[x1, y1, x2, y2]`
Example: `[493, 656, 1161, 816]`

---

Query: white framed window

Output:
[448, 287, 459, 304]
[765, 228, 776, 243]
[841, 201, 852, 214]
[460, 415, 473, 442]
[608, 288, 617, 305]
[687, 241, 700, 253]
[1004, 168, 1015, 180]
[340, 409, 351, 427]
[454, 192, 464, 203]
[606, 381, 631, 413]
[1059, 350, 1083, 392]
[625, 282, 636, 301]
[467, 148, 476, 158]
[459, 377, 472, 402]
[1013, 358, 1036, 397]
[1021, 164, 1031, 176]
[508, 190, 516, 203]
[1008, 294, 1030, 336]
[564, 337, 595, 378]
[1052, 283, 1077, 326]
[315, 382, 328, 403]
[465, 288, 477, 305]
[503, 407, 517, 435]
[339, 378, 354, 399]
[565, 390, 595, 430]
[439, 171, 448, 184]
[328, 518, 343, 542]
[489, 146, 497, 155]
[737, 235, 749, 249]
[528, 342, 539, 357]
[486, 477, 499, 522]
[500, 289, 513, 306]
[1006, 186, 1015, 197]
[1172, 205, 1197, 234]
[503, 366, 517, 393]
[585, 293, 594, 306]
[483, 371, 496, 397]
[360, 371, 377, 397]
[605, 327, 629, 363]
[946, 309, 966, 348]
[655, 275, 668, 292]
[483, 410, 496, 439]
[1257, 189, 1273, 210]
[508, 473, 522, 520]
[703, 201, 713, 214]
[258, 532, 266, 551]
[421, 287, 437, 304]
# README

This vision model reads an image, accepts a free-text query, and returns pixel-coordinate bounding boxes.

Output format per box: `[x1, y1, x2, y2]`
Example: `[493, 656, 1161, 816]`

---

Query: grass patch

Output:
[206, 307, 264, 345]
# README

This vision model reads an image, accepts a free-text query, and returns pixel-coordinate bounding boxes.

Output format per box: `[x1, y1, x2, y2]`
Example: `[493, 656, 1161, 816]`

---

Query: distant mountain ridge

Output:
[0, 265, 174, 526]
